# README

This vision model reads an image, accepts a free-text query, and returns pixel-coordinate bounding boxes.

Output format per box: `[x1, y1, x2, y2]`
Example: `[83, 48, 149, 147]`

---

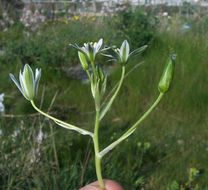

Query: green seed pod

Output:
[78, 51, 88, 70]
[158, 54, 176, 93]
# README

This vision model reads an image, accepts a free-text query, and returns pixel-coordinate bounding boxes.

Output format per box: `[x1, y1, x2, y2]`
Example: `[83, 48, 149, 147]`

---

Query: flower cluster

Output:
[20, 8, 46, 31]
[70, 38, 105, 64]
[9, 38, 176, 190]
[0, 12, 14, 31]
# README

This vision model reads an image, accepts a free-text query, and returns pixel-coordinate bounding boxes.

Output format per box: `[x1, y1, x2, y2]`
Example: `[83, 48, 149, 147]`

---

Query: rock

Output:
[62, 64, 89, 83]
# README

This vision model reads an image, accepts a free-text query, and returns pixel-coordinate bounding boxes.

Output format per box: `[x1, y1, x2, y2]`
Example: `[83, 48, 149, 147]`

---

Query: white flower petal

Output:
[9, 73, 25, 96]
[35, 68, 41, 95]
[95, 38, 103, 52]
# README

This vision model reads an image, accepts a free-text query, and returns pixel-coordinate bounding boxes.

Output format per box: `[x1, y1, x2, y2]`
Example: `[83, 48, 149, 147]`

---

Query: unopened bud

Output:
[120, 40, 130, 65]
[78, 51, 88, 70]
[96, 66, 105, 83]
[158, 54, 176, 93]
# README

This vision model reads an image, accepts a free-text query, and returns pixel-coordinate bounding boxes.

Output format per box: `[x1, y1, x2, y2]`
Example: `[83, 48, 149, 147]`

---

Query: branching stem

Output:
[30, 100, 93, 137]
[100, 66, 126, 120]
[99, 93, 164, 157]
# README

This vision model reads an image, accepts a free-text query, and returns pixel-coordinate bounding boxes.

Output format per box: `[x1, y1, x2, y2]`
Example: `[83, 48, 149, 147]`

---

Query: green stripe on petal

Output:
[23, 64, 35, 100]
[19, 71, 30, 100]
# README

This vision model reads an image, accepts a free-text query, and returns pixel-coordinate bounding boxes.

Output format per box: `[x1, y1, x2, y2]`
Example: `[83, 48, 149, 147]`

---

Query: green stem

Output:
[90, 60, 96, 76]
[49, 123, 60, 172]
[30, 101, 93, 137]
[86, 70, 91, 81]
[93, 110, 105, 189]
[99, 93, 164, 157]
[100, 66, 125, 120]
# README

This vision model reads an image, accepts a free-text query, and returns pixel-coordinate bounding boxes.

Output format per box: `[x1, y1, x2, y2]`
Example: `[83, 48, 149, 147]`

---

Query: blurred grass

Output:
[1, 14, 208, 190]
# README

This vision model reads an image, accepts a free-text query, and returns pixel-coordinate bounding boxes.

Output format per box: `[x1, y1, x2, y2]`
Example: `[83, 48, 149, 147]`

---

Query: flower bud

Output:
[78, 51, 88, 70]
[119, 40, 130, 65]
[158, 54, 176, 93]
[90, 67, 107, 99]
[10, 64, 41, 101]
[100, 77, 107, 97]
[96, 66, 105, 83]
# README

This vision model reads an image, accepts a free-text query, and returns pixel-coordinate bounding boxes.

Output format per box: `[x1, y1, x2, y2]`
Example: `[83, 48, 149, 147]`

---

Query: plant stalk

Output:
[93, 109, 105, 189]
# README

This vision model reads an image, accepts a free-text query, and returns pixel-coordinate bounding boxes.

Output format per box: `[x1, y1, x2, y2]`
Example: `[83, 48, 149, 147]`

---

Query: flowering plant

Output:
[10, 39, 175, 190]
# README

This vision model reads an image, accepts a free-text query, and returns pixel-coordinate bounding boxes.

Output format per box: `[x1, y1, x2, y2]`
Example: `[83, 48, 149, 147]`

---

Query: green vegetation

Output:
[1, 6, 208, 190]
